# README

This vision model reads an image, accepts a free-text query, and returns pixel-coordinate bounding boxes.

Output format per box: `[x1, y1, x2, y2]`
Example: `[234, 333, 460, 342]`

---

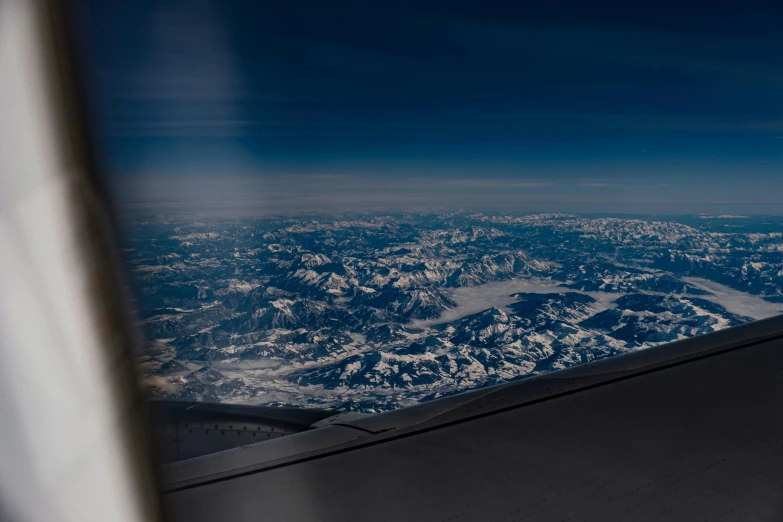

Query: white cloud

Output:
[578, 182, 618, 188]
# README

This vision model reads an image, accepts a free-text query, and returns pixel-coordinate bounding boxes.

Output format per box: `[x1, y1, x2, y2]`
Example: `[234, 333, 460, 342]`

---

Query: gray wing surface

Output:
[160, 315, 783, 522]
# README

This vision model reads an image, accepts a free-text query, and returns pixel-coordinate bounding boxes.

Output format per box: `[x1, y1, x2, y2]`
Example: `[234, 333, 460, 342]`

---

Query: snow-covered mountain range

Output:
[125, 213, 783, 412]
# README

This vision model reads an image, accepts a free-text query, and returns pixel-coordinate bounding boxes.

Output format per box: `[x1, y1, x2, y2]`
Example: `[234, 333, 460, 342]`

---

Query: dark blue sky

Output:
[78, 0, 783, 214]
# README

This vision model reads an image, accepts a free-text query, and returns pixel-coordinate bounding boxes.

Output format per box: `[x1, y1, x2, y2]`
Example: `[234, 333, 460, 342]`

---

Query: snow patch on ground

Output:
[409, 277, 620, 328]
[682, 277, 783, 320]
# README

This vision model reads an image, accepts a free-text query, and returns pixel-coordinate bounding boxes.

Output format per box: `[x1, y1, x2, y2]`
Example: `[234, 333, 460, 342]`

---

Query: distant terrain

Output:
[124, 213, 783, 412]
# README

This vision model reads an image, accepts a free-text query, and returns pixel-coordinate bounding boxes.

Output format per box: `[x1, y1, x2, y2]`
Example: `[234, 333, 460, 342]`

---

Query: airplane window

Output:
[75, 0, 783, 414]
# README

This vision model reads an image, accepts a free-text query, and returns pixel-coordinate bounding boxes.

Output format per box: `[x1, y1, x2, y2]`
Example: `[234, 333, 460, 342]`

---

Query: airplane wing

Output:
[158, 314, 783, 521]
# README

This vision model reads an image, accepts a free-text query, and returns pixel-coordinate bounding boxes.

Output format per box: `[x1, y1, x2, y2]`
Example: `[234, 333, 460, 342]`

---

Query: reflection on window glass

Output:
[78, 1, 783, 413]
